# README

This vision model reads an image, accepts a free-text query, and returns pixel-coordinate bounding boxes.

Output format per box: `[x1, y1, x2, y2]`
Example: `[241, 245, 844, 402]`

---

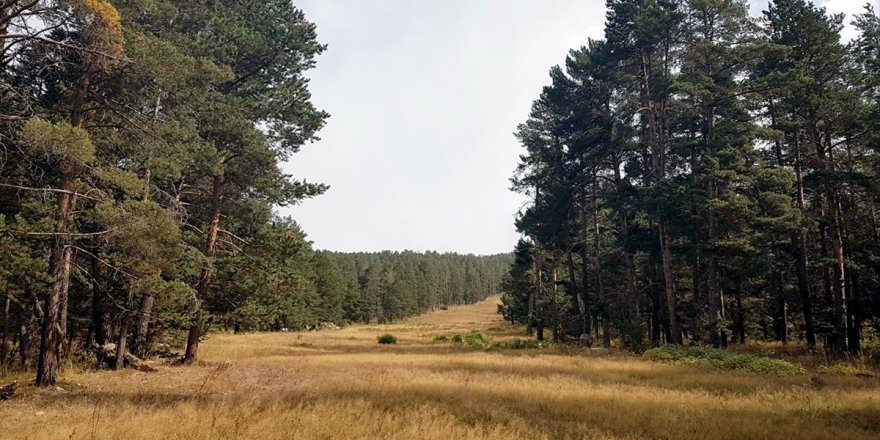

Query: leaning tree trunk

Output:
[184, 168, 225, 364]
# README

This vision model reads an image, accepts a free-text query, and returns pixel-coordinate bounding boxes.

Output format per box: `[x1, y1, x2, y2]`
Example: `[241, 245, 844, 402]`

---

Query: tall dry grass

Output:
[1, 296, 878, 439]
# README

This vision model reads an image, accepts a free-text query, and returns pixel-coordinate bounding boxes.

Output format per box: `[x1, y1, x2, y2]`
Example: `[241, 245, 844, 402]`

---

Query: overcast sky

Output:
[278, 0, 864, 255]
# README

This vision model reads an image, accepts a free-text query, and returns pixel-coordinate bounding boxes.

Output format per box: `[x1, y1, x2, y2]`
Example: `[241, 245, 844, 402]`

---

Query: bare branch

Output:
[0, 182, 107, 202]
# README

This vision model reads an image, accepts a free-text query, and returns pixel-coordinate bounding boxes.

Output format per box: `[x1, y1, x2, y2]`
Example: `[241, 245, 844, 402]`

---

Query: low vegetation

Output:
[434, 332, 555, 351]
[377, 334, 398, 345]
[643, 345, 805, 375]
[2, 299, 879, 440]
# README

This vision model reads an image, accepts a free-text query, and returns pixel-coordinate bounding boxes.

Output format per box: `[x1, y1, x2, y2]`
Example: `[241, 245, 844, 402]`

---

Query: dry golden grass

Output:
[2, 296, 879, 439]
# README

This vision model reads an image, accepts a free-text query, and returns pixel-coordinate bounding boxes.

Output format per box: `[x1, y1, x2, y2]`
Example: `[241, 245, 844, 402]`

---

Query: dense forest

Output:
[0, 0, 509, 386]
[500, 0, 880, 357]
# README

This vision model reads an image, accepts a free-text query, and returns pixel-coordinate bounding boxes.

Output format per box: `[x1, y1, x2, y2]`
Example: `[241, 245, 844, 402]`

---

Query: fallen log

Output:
[123, 352, 157, 372]
[0, 381, 17, 400]
[92, 343, 157, 372]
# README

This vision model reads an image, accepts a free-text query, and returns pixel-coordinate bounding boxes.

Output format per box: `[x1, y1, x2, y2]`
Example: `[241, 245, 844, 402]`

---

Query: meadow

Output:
[1, 296, 878, 440]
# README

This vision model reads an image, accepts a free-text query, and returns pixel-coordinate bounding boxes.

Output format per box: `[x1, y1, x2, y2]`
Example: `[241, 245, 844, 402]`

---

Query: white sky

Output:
[278, 0, 864, 255]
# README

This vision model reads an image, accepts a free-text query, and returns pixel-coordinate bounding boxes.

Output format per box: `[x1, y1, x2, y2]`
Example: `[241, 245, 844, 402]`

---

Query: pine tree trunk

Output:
[534, 243, 544, 342]
[774, 268, 788, 344]
[788, 124, 815, 349]
[819, 138, 847, 358]
[735, 288, 745, 344]
[650, 287, 661, 347]
[613, 153, 641, 347]
[114, 314, 130, 370]
[1, 295, 10, 365]
[19, 304, 35, 369]
[132, 295, 154, 358]
[36, 175, 73, 386]
[36, 68, 90, 385]
[659, 223, 682, 344]
[91, 251, 105, 347]
[579, 236, 591, 336]
[827, 193, 848, 358]
[526, 285, 534, 337]
[601, 317, 611, 348]
[792, 231, 815, 348]
[691, 251, 703, 344]
[706, 180, 723, 347]
[551, 267, 560, 342]
[184, 168, 225, 364]
[846, 267, 861, 355]
[565, 251, 582, 336]
[36, 238, 71, 386]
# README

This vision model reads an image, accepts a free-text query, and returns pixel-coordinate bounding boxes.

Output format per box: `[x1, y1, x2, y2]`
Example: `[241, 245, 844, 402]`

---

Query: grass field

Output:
[1, 296, 879, 440]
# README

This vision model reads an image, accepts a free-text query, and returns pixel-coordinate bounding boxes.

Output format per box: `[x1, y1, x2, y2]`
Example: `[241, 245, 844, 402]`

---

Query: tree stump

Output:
[0, 381, 17, 400]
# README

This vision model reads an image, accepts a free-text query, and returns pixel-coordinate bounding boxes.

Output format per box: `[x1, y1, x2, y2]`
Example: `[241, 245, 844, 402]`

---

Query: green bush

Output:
[434, 332, 490, 348]
[644, 345, 804, 375]
[377, 334, 397, 344]
[459, 332, 488, 348]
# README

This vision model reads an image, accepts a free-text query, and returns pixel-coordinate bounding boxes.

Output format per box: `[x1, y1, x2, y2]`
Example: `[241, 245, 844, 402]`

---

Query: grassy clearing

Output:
[1, 296, 879, 439]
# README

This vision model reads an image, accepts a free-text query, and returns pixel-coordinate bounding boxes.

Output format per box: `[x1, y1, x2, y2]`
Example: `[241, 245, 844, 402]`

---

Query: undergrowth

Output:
[433, 332, 553, 350]
[644, 345, 804, 375]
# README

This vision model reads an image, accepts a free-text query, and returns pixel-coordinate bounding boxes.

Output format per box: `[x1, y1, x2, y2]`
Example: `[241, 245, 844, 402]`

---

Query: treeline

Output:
[500, 0, 880, 358]
[318, 251, 511, 325]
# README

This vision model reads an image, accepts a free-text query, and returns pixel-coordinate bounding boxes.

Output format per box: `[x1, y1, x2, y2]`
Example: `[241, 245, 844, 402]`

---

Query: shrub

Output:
[377, 334, 397, 344]
[644, 345, 804, 375]
[817, 362, 877, 377]
[434, 332, 490, 348]
[459, 332, 489, 348]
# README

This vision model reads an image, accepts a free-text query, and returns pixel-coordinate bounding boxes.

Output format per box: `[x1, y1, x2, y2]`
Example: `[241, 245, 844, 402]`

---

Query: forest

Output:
[1, 1, 880, 439]
[0, 0, 509, 387]
[499, 0, 880, 358]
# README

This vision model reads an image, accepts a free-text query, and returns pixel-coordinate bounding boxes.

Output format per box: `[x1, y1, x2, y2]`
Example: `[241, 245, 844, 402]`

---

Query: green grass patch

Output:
[453, 331, 490, 348]
[433, 332, 553, 350]
[817, 362, 877, 377]
[432, 331, 490, 348]
[644, 345, 804, 375]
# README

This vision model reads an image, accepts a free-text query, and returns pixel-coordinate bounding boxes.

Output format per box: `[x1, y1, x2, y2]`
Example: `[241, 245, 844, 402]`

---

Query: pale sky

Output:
[278, 0, 864, 255]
